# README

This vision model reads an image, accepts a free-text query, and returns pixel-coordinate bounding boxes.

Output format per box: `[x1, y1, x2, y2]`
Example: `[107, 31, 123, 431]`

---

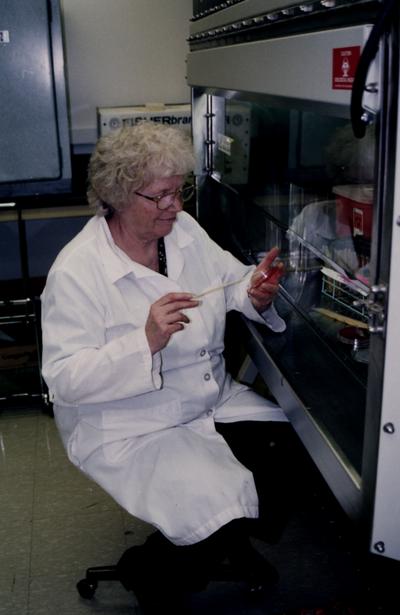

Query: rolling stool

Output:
[77, 564, 119, 599]
[76, 419, 292, 606]
[76, 528, 280, 604]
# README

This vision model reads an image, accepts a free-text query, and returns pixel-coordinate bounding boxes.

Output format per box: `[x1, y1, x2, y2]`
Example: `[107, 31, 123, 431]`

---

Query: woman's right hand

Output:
[145, 292, 200, 354]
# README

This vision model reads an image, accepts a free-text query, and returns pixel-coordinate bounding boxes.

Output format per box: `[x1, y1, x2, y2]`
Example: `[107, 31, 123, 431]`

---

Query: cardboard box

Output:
[97, 103, 192, 137]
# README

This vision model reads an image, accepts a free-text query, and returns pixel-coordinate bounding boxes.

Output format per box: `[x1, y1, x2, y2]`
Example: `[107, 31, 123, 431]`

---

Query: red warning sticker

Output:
[332, 46, 361, 90]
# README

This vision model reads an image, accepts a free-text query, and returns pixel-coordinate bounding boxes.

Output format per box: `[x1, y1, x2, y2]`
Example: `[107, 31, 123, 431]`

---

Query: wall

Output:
[61, 0, 192, 149]
[0, 1, 192, 289]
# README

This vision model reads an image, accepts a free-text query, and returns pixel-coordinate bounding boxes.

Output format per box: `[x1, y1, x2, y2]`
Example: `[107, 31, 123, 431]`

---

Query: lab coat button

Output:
[200, 349, 206, 357]
[204, 373, 211, 381]
[207, 409, 213, 417]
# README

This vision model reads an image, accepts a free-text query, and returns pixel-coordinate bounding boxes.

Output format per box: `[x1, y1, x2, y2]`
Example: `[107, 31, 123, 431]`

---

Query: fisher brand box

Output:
[97, 104, 192, 136]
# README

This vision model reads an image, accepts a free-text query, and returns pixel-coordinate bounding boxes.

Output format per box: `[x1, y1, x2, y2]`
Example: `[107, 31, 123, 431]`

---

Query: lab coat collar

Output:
[96, 214, 194, 284]
[164, 215, 194, 280]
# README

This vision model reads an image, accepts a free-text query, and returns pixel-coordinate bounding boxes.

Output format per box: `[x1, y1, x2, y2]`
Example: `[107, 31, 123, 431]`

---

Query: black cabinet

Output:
[0, 0, 71, 197]
[0, 204, 90, 407]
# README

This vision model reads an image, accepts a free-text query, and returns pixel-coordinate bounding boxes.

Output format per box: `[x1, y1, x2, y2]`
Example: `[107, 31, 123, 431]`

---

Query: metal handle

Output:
[353, 284, 387, 335]
[350, 0, 397, 138]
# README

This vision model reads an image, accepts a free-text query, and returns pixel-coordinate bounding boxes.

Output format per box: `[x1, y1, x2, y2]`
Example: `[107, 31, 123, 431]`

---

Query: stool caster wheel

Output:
[77, 578, 98, 599]
[247, 580, 266, 600]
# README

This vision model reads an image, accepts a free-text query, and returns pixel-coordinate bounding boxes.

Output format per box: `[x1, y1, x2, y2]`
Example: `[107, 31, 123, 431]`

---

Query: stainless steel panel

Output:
[191, 0, 297, 34]
[369, 89, 400, 562]
[188, 26, 374, 109]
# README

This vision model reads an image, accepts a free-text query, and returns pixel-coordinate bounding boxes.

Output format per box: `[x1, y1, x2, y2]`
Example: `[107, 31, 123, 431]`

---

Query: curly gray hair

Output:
[87, 122, 195, 215]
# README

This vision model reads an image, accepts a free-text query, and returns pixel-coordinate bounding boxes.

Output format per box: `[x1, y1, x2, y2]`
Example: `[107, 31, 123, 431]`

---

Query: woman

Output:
[41, 122, 290, 612]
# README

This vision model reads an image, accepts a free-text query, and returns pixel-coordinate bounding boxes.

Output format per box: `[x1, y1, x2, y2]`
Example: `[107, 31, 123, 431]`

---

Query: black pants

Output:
[216, 419, 300, 543]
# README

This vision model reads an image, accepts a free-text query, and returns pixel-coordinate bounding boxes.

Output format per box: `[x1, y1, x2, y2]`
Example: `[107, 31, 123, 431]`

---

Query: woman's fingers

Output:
[249, 260, 284, 295]
[257, 246, 280, 272]
[145, 293, 200, 354]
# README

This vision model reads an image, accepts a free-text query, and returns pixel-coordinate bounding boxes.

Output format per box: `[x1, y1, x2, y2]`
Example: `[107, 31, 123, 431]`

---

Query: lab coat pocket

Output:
[67, 418, 102, 469]
[101, 399, 183, 442]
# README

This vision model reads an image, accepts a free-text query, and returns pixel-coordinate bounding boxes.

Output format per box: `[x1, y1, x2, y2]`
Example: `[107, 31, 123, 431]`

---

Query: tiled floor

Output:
[0, 405, 153, 615]
[0, 404, 398, 615]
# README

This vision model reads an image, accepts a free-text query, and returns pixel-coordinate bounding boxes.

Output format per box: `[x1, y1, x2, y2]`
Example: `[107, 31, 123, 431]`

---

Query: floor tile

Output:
[0, 519, 32, 579]
[0, 574, 29, 615]
[30, 509, 127, 579]
[189, 582, 261, 614]
[121, 512, 154, 548]
[32, 461, 119, 520]
[0, 413, 38, 477]
[28, 573, 137, 615]
[0, 406, 40, 421]
[0, 410, 39, 430]
[0, 470, 34, 523]
[34, 413, 68, 472]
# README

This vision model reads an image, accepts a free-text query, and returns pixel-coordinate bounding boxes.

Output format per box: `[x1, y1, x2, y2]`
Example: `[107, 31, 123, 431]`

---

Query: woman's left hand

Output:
[247, 247, 285, 313]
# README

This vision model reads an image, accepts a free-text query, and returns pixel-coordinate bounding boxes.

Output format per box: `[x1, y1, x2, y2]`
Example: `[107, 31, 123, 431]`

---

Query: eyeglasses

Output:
[134, 184, 195, 210]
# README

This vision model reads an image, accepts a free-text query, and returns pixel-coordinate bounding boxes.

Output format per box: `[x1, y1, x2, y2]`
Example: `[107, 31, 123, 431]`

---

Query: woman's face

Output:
[121, 174, 185, 241]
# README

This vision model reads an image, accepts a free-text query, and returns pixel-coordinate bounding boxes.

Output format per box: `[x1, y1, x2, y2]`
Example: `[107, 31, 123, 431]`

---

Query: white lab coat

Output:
[41, 211, 287, 545]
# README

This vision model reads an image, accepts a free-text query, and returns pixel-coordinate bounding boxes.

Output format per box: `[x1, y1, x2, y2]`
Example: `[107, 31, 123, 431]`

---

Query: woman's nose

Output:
[168, 193, 184, 210]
